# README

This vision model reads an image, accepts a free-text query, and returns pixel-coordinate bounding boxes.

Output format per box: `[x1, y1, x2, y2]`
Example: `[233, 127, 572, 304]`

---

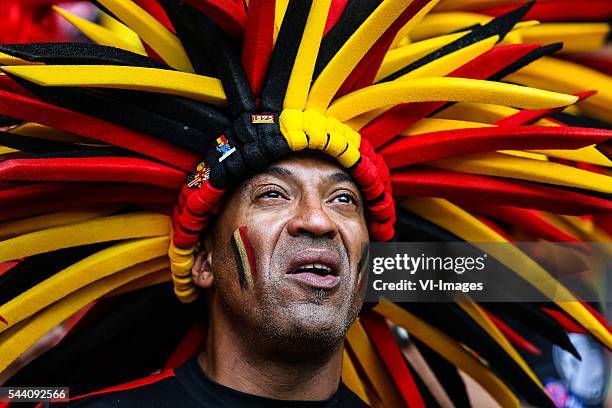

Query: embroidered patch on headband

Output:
[251, 114, 275, 124]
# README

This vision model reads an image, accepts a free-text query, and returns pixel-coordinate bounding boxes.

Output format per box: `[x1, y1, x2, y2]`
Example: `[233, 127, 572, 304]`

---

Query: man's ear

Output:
[191, 249, 214, 289]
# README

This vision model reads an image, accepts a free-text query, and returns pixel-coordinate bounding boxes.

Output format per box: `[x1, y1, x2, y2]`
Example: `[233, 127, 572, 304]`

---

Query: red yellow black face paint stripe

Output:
[0, 315, 7, 324]
[231, 226, 257, 289]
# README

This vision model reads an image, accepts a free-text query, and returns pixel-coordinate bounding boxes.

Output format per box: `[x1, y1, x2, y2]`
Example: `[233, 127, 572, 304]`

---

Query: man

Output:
[58, 152, 370, 407]
[1, 1, 611, 407]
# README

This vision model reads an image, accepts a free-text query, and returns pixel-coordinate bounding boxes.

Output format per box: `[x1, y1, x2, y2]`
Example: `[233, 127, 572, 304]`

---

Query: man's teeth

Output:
[299, 264, 332, 274]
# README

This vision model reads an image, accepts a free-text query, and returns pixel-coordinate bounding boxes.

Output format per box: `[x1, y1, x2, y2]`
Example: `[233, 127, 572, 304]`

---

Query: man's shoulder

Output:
[52, 369, 199, 408]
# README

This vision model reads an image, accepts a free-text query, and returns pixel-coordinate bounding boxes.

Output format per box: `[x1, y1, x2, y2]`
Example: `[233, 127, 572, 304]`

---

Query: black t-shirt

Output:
[53, 357, 369, 407]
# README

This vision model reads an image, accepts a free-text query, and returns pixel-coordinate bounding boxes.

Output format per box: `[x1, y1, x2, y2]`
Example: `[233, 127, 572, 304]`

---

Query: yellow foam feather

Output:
[394, 36, 497, 80]
[499, 150, 548, 161]
[96, 0, 194, 72]
[506, 57, 612, 124]
[547, 218, 612, 258]
[436, 103, 560, 127]
[104, 268, 171, 298]
[2, 65, 227, 106]
[284, 0, 331, 110]
[0, 237, 168, 334]
[545, 215, 612, 256]
[0, 54, 41, 66]
[531, 146, 612, 168]
[0, 256, 168, 372]
[306, 0, 411, 112]
[401, 118, 492, 136]
[498, 20, 540, 45]
[378, 32, 465, 81]
[409, 12, 491, 41]
[343, 108, 389, 131]
[342, 351, 371, 406]
[274, 0, 290, 44]
[457, 299, 544, 391]
[434, 0, 524, 12]
[326, 77, 578, 122]
[0, 207, 119, 241]
[430, 151, 612, 194]
[0, 147, 17, 155]
[401, 197, 612, 349]
[9, 122, 94, 144]
[0, 212, 170, 263]
[434, 102, 519, 123]
[546, 213, 590, 241]
[390, 0, 443, 48]
[374, 299, 520, 408]
[98, 10, 145, 51]
[562, 104, 582, 116]
[53, 6, 146, 55]
[346, 319, 405, 408]
[521, 23, 610, 53]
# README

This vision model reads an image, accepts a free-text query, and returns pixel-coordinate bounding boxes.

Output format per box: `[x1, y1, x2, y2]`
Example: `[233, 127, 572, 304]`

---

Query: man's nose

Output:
[287, 200, 338, 239]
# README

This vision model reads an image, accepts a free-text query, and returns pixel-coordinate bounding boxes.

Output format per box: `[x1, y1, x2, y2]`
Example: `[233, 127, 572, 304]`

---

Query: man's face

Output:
[198, 152, 369, 355]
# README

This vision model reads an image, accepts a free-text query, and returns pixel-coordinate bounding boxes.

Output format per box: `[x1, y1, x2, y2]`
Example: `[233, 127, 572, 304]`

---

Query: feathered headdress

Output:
[0, 0, 611, 406]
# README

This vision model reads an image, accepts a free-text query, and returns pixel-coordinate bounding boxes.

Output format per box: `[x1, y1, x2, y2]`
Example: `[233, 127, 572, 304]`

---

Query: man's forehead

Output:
[255, 154, 356, 186]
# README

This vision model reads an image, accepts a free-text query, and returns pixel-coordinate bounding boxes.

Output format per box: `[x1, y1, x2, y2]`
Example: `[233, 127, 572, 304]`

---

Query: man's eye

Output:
[333, 193, 357, 205]
[259, 190, 283, 199]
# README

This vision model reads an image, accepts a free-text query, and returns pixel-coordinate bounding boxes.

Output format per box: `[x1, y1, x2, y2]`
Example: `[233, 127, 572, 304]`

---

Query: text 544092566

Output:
[0, 387, 69, 402]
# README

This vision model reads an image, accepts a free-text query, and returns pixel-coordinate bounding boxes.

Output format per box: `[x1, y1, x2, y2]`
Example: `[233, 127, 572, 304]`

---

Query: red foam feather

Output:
[562, 54, 612, 77]
[164, 322, 206, 369]
[380, 126, 612, 169]
[242, 0, 275, 99]
[0, 90, 199, 171]
[323, 0, 350, 36]
[484, 309, 542, 355]
[541, 307, 588, 334]
[0, 157, 185, 188]
[479, 0, 612, 22]
[581, 301, 612, 337]
[362, 44, 540, 148]
[495, 91, 597, 126]
[463, 203, 590, 251]
[336, 0, 432, 97]
[182, 0, 246, 38]
[0, 183, 178, 221]
[361, 311, 426, 408]
[133, 0, 175, 32]
[392, 168, 612, 215]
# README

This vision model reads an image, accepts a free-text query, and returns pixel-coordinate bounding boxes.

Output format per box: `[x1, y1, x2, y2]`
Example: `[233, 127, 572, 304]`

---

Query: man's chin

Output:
[270, 304, 355, 346]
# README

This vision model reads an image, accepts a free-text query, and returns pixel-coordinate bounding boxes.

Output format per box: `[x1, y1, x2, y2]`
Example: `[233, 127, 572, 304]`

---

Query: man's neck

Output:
[198, 313, 344, 401]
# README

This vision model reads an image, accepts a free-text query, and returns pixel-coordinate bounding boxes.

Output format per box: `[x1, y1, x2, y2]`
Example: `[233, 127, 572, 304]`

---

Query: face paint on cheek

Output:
[356, 244, 369, 292]
[230, 226, 258, 289]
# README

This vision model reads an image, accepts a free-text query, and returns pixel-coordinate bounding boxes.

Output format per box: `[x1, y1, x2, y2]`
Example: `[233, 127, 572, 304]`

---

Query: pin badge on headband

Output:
[216, 135, 236, 162]
[186, 162, 210, 188]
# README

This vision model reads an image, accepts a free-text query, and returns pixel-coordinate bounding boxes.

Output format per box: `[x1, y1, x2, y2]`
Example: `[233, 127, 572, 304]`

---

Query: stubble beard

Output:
[246, 273, 362, 365]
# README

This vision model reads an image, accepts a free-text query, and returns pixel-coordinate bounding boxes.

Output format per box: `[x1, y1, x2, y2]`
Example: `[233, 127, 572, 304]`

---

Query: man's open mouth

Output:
[285, 250, 341, 290]
[291, 263, 334, 275]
